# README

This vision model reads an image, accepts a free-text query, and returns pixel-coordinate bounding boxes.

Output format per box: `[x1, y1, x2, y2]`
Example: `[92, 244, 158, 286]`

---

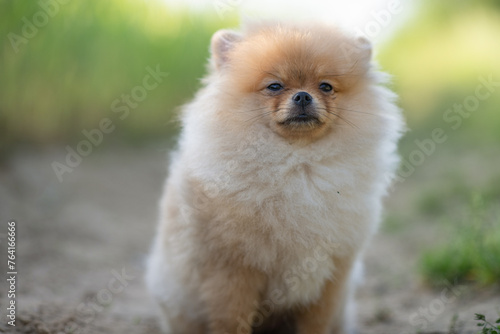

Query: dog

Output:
[146, 21, 404, 334]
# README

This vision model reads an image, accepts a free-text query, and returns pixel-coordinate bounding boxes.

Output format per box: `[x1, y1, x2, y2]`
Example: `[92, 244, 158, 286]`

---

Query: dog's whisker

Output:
[316, 106, 377, 117]
[244, 109, 280, 124]
[324, 110, 358, 129]
[330, 106, 380, 117]
[236, 106, 270, 113]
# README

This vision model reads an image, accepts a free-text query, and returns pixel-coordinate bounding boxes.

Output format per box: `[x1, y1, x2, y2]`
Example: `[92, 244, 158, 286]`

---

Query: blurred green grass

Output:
[376, 0, 500, 287]
[378, 0, 500, 145]
[0, 0, 237, 151]
[1, 0, 499, 148]
[420, 194, 500, 286]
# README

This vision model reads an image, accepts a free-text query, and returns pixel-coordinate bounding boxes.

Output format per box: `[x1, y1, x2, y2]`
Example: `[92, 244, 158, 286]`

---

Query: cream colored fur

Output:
[146, 21, 404, 334]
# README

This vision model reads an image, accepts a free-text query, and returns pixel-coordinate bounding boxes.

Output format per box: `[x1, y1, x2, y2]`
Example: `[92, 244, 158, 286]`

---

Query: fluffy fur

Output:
[146, 21, 404, 334]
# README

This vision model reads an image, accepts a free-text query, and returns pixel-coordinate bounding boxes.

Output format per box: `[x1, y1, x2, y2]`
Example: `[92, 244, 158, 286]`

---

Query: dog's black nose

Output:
[292, 92, 312, 107]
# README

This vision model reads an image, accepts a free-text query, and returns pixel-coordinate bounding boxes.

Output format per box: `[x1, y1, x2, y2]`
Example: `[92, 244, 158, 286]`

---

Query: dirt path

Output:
[0, 146, 497, 334]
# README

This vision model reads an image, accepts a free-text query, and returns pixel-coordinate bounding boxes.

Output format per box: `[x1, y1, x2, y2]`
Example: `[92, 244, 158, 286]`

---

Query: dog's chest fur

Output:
[185, 137, 376, 307]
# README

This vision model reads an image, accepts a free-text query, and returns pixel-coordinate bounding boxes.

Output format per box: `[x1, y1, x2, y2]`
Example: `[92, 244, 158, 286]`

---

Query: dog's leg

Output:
[295, 255, 354, 334]
[201, 266, 267, 334]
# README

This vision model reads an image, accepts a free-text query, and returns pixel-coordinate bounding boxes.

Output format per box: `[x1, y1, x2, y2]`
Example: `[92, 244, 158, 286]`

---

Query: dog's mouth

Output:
[279, 114, 321, 126]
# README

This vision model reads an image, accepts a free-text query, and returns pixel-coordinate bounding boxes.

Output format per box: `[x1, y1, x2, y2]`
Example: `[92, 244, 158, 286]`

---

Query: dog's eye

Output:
[267, 83, 283, 92]
[319, 83, 333, 92]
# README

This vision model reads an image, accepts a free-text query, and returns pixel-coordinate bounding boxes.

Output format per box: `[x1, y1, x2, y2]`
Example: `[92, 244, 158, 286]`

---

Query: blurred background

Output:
[1, 0, 499, 333]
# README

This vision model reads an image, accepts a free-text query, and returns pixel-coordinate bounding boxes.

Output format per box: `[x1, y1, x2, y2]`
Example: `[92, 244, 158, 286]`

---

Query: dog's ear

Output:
[211, 29, 241, 71]
[338, 35, 372, 80]
[354, 36, 372, 67]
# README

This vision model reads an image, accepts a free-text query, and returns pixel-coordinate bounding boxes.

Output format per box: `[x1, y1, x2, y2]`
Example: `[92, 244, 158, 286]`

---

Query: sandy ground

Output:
[0, 146, 498, 334]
